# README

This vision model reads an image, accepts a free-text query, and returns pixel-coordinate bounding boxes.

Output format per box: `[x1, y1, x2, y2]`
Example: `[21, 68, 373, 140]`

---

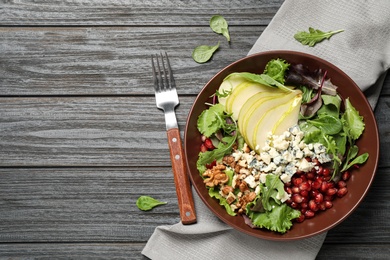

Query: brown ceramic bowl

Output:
[184, 50, 379, 241]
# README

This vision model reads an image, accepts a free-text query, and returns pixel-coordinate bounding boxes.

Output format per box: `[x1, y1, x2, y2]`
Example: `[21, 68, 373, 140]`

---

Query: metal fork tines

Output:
[151, 52, 179, 130]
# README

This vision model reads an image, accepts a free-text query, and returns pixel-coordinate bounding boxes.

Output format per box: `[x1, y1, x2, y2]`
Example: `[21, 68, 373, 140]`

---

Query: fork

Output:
[151, 52, 197, 224]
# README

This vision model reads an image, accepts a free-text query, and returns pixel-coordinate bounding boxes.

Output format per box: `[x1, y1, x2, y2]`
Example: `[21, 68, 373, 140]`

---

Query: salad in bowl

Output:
[184, 51, 379, 240]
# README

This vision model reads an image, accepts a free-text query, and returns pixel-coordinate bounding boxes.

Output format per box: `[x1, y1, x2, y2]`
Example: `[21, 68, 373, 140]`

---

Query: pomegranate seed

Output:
[319, 202, 326, 211]
[299, 182, 311, 191]
[201, 135, 207, 142]
[309, 200, 319, 212]
[300, 190, 309, 198]
[200, 144, 208, 153]
[293, 177, 303, 186]
[337, 180, 347, 188]
[296, 214, 305, 223]
[306, 172, 315, 180]
[342, 171, 351, 181]
[290, 201, 299, 209]
[292, 186, 300, 194]
[323, 168, 331, 177]
[305, 157, 312, 162]
[310, 190, 320, 199]
[324, 201, 333, 209]
[337, 187, 348, 198]
[312, 179, 322, 190]
[204, 138, 215, 150]
[301, 202, 308, 209]
[320, 182, 328, 193]
[286, 198, 292, 205]
[314, 193, 324, 204]
[326, 188, 338, 196]
[327, 181, 336, 189]
[285, 181, 292, 187]
[304, 210, 315, 218]
[292, 194, 303, 204]
[285, 187, 292, 194]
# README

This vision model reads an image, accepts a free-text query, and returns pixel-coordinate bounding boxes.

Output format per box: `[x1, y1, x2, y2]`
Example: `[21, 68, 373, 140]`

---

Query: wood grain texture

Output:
[167, 128, 197, 224]
[0, 167, 389, 244]
[0, 0, 284, 26]
[0, 26, 266, 96]
[1, 96, 389, 167]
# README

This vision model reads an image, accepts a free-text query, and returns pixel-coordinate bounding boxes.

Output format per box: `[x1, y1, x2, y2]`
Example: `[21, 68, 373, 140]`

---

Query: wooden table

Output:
[0, 1, 389, 258]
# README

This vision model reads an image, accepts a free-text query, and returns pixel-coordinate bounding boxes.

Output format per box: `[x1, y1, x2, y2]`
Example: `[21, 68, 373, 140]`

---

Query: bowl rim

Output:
[184, 50, 380, 241]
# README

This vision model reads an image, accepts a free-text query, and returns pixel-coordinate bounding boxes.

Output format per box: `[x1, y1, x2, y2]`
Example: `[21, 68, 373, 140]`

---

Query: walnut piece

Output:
[202, 164, 229, 187]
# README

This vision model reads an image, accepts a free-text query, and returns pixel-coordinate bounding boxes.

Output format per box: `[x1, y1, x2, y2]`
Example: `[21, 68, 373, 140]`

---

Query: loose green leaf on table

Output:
[136, 196, 167, 211]
[192, 42, 220, 63]
[294, 27, 344, 47]
[210, 15, 230, 42]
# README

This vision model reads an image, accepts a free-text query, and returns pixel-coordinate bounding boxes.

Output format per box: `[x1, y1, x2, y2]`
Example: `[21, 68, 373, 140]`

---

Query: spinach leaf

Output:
[136, 196, 167, 211]
[210, 15, 230, 42]
[294, 27, 344, 47]
[342, 97, 365, 141]
[342, 153, 369, 172]
[192, 42, 220, 63]
[317, 94, 342, 118]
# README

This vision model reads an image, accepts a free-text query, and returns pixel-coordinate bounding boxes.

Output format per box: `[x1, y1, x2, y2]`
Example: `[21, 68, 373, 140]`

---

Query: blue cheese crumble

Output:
[232, 125, 332, 195]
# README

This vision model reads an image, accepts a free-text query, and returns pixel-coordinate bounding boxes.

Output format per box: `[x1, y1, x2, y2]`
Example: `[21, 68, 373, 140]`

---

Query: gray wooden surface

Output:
[0, 0, 389, 259]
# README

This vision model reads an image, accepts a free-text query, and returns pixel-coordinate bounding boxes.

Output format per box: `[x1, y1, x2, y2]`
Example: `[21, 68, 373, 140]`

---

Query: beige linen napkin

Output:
[142, 0, 390, 259]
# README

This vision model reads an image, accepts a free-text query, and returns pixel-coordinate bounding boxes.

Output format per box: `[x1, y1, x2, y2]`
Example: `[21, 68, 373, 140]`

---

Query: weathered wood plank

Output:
[0, 0, 284, 26]
[0, 166, 389, 244]
[0, 26, 265, 96]
[0, 243, 148, 259]
[0, 96, 389, 167]
[0, 96, 193, 166]
[1, 26, 389, 97]
[0, 167, 179, 243]
[0, 242, 388, 259]
[317, 244, 390, 259]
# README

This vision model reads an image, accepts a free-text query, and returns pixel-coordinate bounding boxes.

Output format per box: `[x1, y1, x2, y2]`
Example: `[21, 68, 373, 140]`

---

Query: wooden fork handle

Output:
[167, 128, 197, 224]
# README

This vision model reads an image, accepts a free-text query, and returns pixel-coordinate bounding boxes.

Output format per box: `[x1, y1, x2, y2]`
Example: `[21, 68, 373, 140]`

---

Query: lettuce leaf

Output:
[197, 103, 225, 137]
[342, 98, 365, 141]
[208, 187, 236, 216]
[260, 174, 286, 211]
[246, 201, 300, 234]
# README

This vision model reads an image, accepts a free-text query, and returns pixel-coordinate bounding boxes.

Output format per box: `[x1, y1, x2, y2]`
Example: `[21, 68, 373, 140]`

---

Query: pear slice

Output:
[237, 90, 285, 140]
[272, 93, 302, 135]
[243, 91, 298, 150]
[217, 74, 246, 107]
[252, 91, 302, 153]
[225, 82, 272, 120]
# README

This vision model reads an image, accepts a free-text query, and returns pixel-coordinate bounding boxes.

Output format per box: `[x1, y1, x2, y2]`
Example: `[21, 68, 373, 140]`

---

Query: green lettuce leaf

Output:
[260, 174, 286, 211]
[247, 201, 300, 233]
[342, 98, 365, 141]
[197, 103, 225, 137]
[208, 187, 236, 216]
